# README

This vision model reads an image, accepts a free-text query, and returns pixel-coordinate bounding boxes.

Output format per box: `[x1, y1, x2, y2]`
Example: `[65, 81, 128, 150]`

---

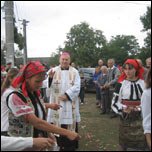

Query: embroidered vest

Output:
[7, 89, 46, 137]
[51, 66, 77, 131]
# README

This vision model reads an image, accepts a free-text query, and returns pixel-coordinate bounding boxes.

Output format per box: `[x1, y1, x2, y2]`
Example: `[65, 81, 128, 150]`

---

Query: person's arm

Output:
[111, 82, 124, 115]
[45, 103, 62, 110]
[145, 133, 151, 150]
[65, 70, 81, 102]
[24, 113, 81, 141]
[1, 136, 55, 151]
[1, 136, 33, 151]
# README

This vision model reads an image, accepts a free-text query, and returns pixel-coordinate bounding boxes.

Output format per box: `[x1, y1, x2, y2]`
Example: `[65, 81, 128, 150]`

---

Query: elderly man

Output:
[104, 58, 121, 118]
[46, 52, 81, 151]
[98, 59, 103, 68]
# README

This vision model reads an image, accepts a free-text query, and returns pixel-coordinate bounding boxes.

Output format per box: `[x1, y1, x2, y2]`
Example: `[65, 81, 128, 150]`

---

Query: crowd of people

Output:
[1, 55, 151, 151]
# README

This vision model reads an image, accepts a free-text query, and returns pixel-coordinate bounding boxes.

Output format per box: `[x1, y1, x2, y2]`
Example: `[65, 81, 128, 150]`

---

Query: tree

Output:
[1, 40, 6, 65]
[139, 6, 151, 63]
[59, 22, 107, 67]
[106, 35, 140, 65]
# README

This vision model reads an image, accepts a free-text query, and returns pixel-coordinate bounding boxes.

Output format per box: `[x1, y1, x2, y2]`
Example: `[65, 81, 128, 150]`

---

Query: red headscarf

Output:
[118, 59, 146, 82]
[12, 61, 46, 97]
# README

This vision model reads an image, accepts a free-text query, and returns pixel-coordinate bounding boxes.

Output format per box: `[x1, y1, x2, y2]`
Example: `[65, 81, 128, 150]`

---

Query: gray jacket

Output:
[106, 66, 121, 91]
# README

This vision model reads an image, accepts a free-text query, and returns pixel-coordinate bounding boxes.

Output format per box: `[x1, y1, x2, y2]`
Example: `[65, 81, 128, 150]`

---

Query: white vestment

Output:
[46, 65, 81, 131]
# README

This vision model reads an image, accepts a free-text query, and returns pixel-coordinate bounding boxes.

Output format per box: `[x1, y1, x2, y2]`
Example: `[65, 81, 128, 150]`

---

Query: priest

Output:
[46, 52, 81, 151]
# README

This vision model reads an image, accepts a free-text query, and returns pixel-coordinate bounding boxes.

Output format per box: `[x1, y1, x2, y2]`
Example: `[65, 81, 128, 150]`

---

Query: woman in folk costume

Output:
[111, 59, 147, 151]
[7, 61, 81, 151]
[46, 52, 81, 151]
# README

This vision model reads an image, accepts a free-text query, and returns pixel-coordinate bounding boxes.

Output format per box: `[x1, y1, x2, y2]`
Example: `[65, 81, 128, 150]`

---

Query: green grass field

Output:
[77, 93, 145, 151]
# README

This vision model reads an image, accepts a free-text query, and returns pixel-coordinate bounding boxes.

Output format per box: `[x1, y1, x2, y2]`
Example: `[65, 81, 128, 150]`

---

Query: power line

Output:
[124, 1, 151, 6]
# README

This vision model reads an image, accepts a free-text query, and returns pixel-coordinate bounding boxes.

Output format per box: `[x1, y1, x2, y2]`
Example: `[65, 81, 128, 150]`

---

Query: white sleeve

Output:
[66, 70, 80, 102]
[8, 94, 34, 117]
[111, 83, 124, 115]
[141, 90, 151, 134]
[1, 136, 33, 151]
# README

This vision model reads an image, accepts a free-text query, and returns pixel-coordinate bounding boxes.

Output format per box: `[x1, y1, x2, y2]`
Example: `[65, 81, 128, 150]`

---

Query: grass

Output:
[77, 93, 144, 151]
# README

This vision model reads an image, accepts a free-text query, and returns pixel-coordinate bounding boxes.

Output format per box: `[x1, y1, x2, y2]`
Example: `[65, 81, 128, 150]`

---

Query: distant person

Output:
[141, 67, 151, 151]
[98, 66, 109, 114]
[6, 62, 12, 72]
[1, 65, 7, 85]
[1, 68, 19, 136]
[93, 66, 102, 108]
[111, 59, 147, 151]
[104, 58, 121, 118]
[71, 62, 76, 68]
[98, 59, 103, 69]
[79, 72, 86, 105]
[19, 63, 24, 70]
[136, 59, 143, 66]
[143, 57, 151, 80]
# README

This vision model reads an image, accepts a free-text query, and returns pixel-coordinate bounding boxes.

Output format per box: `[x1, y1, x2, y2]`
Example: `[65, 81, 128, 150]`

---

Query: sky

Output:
[1, 1, 151, 58]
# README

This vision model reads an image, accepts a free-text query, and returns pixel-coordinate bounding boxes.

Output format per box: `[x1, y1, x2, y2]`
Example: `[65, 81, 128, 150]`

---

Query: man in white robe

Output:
[46, 52, 81, 151]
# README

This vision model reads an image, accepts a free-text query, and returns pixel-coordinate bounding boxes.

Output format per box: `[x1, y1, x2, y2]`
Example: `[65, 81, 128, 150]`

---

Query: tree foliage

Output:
[105, 35, 140, 65]
[139, 6, 151, 63]
[60, 22, 107, 67]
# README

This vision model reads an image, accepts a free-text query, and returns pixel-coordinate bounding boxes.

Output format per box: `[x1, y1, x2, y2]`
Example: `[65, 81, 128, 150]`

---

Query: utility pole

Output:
[22, 19, 29, 65]
[4, 1, 15, 66]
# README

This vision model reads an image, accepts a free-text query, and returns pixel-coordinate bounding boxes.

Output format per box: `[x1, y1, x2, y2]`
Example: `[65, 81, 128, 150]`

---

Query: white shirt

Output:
[141, 88, 151, 134]
[111, 79, 145, 115]
[1, 86, 16, 131]
[1, 136, 33, 151]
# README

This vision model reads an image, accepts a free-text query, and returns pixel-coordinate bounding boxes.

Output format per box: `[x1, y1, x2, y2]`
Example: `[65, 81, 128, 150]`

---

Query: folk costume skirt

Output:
[119, 111, 147, 150]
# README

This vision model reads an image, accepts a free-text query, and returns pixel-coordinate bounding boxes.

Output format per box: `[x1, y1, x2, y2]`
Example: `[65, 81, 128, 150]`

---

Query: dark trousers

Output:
[1, 131, 9, 136]
[107, 90, 114, 111]
[57, 123, 78, 151]
[96, 85, 101, 100]
[79, 87, 85, 103]
[101, 94, 109, 113]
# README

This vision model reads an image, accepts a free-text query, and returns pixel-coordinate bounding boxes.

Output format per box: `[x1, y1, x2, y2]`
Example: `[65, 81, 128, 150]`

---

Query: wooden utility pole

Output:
[4, 1, 14, 66]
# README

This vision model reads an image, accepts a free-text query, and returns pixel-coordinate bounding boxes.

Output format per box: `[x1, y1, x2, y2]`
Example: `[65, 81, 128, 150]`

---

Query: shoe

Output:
[81, 102, 84, 105]
[100, 111, 106, 115]
[110, 113, 117, 119]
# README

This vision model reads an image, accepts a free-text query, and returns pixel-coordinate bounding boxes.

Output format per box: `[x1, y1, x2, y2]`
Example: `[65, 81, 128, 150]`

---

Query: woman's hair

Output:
[145, 67, 151, 89]
[1, 68, 19, 95]
[123, 63, 139, 77]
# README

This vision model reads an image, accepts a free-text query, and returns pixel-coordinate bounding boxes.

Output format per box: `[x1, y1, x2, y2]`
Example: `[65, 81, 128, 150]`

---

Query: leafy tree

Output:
[106, 35, 140, 65]
[1, 40, 6, 65]
[59, 22, 107, 67]
[49, 52, 60, 66]
[139, 6, 151, 63]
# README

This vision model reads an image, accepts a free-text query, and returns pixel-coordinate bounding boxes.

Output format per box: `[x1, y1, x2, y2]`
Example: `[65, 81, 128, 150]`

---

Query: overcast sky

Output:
[1, 1, 151, 57]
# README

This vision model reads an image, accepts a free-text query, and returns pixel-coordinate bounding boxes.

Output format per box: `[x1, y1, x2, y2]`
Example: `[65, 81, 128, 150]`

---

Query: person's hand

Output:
[33, 137, 55, 150]
[123, 106, 131, 114]
[48, 133, 56, 143]
[48, 70, 55, 78]
[104, 83, 110, 88]
[59, 94, 67, 101]
[133, 106, 140, 112]
[94, 81, 97, 84]
[100, 86, 104, 89]
[51, 103, 62, 110]
[66, 131, 82, 141]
